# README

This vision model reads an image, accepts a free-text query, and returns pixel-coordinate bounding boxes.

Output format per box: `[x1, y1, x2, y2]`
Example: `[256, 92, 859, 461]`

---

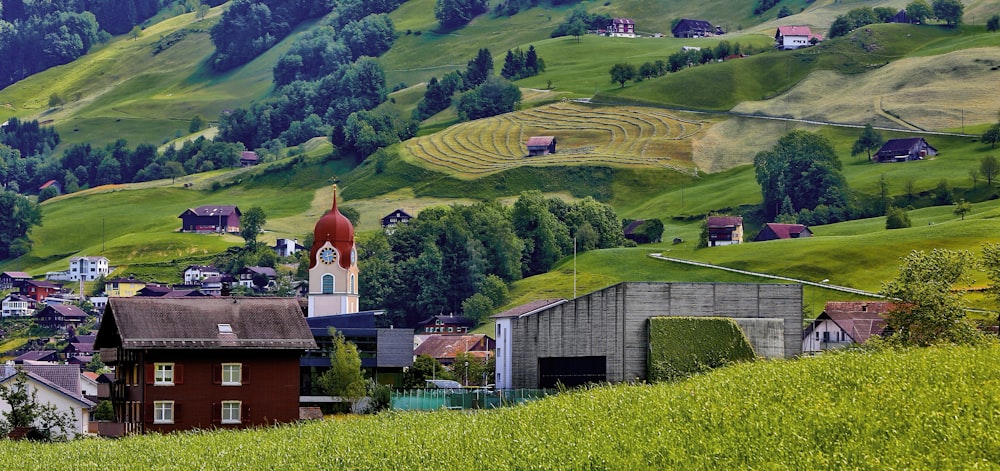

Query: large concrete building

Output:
[494, 282, 802, 389]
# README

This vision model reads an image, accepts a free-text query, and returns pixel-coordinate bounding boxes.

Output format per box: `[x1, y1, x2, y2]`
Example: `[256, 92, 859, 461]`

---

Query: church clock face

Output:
[319, 247, 337, 264]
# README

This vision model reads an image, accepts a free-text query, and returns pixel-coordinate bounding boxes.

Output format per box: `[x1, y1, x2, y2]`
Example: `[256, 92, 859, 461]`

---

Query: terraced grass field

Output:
[403, 102, 706, 177]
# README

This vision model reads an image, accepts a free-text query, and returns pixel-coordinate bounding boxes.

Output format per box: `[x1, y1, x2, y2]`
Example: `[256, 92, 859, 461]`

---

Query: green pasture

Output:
[3, 345, 1000, 468]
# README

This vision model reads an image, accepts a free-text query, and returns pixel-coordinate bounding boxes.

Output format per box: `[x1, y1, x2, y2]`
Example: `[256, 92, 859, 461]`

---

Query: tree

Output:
[981, 156, 999, 185]
[93, 400, 114, 421]
[196, 4, 210, 19]
[981, 124, 1000, 149]
[435, 0, 488, 28]
[880, 249, 982, 346]
[457, 76, 521, 121]
[163, 161, 185, 184]
[777, 6, 792, 18]
[953, 199, 972, 220]
[240, 206, 267, 249]
[885, 206, 911, 229]
[969, 168, 981, 189]
[0, 190, 42, 260]
[189, 115, 204, 134]
[463, 48, 493, 89]
[981, 242, 1000, 306]
[609, 63, 636, 88]
[461, 292, 493, 323]
[0, 370, 78, 441]
[403, 354, 453, 389]
[566, 19, 587, 43]
[932, 179, 953, 205]
[754, 131, 850, 221]
[906, 0, 933, 24]
[129, 25, 141, 40]
[317, 329, 366, 406]
[932, 0, 963, 25]
[988, 14, 1000, 32]
[851, 123, 883, 160]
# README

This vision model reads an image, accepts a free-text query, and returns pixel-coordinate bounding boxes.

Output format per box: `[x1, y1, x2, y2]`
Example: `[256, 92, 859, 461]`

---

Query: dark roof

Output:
[24, 280, 62, 289]
[94, 297, 317, 350]
[178, 205, 240, 218]
[40, 304, 88, 319]
[383, 209, 413, 220]
[492, 299, 566, 319]
[241, 266, 277, 277]
[876, 137, 936, 155]
[757, 223, 810, 240]
[70, 334, 97, 344]
[673, 18, 713, 31]
[14, 350, 59, 363]
[707, 216, 743, 228]
[106, 277, 146, 285]
[240, 151, 258, 161]
[417, 315, 476, 328]
[0, 364, 93, 408]
[2, 271, 31, 279]
[623, 220, 645, 235]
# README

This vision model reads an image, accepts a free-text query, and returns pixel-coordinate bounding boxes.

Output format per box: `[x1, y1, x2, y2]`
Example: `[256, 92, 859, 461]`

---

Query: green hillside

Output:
[2, 344, 999, 468]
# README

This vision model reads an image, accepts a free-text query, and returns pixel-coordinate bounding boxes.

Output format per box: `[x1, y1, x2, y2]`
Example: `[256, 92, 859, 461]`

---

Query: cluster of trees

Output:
[0, 190, 42, 259]
[609, 40, 761, 88]
[829, 0, 964, 38]
[413, 48, 522, 123]
[500, 45, 544, 81]
[989, 14, 1000, 32]
[753, 0, 780, 15]
[356, 192, 624, 327]
[220, 2, 409, 155]
[1, 128, 246, 200]
[550, 7, 610, 38]
[0, 0, 220, 90]
[754, 131, 851, 223]
[208, 0, 336, 71]
[434, 0, 487, 29]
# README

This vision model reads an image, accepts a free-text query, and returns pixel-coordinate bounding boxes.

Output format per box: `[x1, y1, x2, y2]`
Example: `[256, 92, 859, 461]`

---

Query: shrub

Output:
[648, 317, 756, 382]
[885, 206, 911, 229]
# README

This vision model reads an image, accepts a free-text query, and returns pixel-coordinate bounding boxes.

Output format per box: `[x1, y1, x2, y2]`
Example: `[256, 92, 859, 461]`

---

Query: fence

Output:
[390, 389, 554, 411]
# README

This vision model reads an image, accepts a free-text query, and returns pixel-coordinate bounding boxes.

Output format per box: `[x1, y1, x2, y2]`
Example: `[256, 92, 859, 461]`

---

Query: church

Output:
[307, 188, 359, 317]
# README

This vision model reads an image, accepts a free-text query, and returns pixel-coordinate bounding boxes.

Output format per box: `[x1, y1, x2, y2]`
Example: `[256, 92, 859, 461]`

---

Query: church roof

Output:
[310, 187, 355, 270]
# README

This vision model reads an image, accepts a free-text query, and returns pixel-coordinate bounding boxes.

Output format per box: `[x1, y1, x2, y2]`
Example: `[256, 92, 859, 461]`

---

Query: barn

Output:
[178, 205, 241, 233]
[526, 136, 557, 156]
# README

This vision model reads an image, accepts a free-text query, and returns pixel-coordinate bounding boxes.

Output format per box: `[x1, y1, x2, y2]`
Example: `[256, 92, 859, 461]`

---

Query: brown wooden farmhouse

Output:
[526, 136, 556, 156]
[873, 137, 937, 163]
[94, 297, 316, 436]
[177, 205, 241, 233]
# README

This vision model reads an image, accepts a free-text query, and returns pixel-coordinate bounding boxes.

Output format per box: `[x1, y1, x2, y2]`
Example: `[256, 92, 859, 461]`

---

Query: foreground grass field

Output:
[2, 345, 997, 469]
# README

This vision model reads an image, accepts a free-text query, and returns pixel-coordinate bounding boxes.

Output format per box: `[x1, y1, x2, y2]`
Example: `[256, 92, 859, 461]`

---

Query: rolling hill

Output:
[1, 0, 999, 318]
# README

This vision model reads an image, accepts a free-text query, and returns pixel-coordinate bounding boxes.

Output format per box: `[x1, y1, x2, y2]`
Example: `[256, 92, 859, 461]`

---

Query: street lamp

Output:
[464, 361, 469, 387]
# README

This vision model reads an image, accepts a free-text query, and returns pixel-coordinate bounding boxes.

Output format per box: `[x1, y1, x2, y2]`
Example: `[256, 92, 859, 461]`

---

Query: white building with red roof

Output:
[803, 301, 894, 353]
[775, 25, 823, 50]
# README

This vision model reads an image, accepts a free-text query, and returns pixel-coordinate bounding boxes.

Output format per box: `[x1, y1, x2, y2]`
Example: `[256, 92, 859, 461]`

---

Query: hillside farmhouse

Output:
[178, 205, 241, 233]
[706, 215, 743, 246]
[803, 301, 893, 353]
[775, 26, 822, 50]
[381, 209, 413, 234]
[671, 19, 721, 38]
[94, 297, 316, 436]
[239, 151, 259, 167]
[754, 223, 813, 242]
[607, 18, 636, 37]
[526, 136, 557, 156]
[493, 283, 801, 389]
[873, 137, 937, 162]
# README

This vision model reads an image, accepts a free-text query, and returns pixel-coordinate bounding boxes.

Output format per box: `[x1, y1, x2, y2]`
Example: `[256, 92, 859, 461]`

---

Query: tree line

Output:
[413, 47, 525, 123]
[355, 191, 624, 327]
[829, 0, 965, 38]
[608, 40, 765, 88]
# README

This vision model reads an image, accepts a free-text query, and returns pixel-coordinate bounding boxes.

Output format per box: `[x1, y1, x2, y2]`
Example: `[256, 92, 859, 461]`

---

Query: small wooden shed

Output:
[526, 136, 557, 156]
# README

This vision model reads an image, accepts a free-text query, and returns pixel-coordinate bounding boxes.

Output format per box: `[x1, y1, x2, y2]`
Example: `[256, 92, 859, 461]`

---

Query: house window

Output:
[322, 274, 334, 294]
[222, 363, 242, 386]
[221, 401, 241, 424]
[153, 401, 174, 424]
[154, 363, 174, 385]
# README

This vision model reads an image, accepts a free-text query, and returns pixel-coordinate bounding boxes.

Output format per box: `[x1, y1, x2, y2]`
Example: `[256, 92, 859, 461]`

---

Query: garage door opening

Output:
[538, 356, 606, 388]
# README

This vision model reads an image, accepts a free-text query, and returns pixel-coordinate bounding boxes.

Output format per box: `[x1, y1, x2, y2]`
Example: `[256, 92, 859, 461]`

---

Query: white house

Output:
[491, 299, 566, 390]
[775, 25, 823, 50]
[802, 301, 893, 353]
[0, 364, 94, 438]
[68, 256, 109, 282]
[273, 238, 304, 257]
[183, 265, 221, 285]
[1, 294, 33, 318]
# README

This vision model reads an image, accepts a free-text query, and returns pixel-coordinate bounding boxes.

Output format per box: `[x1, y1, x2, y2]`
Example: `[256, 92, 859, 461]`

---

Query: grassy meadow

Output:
[2, 344, 999, 468]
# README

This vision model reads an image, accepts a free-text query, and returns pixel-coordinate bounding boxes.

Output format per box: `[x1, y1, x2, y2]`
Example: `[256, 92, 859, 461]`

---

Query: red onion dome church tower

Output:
[307, 187, 359, 317]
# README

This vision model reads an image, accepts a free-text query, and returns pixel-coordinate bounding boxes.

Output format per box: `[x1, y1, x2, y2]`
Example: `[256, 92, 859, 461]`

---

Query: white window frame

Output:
[222, 363, 242, 386]
[153, 401, 174, 424]
[221, 401, 241, 424]
[154, 363, 174, 386]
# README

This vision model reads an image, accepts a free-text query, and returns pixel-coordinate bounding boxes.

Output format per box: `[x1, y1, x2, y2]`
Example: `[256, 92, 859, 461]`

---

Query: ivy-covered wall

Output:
[648, 317, 756, 382]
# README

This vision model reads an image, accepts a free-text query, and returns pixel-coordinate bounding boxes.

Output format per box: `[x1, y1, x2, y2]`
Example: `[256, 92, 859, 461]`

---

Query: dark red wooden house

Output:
[177, 205, 241, 233]
[94, 297, 316, 436]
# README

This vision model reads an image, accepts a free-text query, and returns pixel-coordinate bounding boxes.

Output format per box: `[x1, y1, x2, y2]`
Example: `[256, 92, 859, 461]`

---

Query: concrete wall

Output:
[508, 282, 801, 388]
